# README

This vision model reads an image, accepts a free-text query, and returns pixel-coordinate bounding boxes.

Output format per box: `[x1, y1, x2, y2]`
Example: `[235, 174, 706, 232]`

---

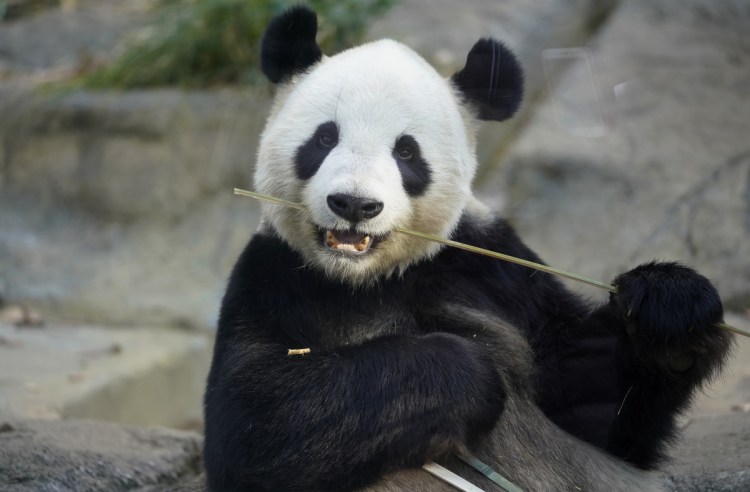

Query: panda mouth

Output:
[321, 229, 378, 256]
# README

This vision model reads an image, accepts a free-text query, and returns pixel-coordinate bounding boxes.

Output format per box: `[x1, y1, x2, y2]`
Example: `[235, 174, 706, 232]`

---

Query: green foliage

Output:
[83, 0, 397, 89]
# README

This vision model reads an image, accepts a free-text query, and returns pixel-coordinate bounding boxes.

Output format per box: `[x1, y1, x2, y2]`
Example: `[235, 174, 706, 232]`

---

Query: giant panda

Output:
[203, 6, 733, 491]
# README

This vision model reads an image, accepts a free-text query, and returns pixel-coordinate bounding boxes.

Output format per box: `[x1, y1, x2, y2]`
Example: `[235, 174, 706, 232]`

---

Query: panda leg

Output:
[366, 394, 661, 492]
[465, 396, 661, 491]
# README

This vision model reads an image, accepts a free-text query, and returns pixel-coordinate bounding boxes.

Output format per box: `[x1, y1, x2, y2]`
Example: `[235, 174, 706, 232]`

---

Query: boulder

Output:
[476, 0, 750, 305]
[0, 87, 267, 328]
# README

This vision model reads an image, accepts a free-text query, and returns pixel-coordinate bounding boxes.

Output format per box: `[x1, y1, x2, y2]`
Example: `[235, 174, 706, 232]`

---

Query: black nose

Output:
[327, 194, 383, 222]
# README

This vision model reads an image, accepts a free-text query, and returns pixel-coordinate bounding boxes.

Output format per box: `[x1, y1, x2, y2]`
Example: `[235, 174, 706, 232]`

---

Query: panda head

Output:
[254, 6, 523, 284]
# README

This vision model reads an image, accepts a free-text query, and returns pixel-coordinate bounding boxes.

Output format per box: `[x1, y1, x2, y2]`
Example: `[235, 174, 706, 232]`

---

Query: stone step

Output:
[0, 320, 211, 428]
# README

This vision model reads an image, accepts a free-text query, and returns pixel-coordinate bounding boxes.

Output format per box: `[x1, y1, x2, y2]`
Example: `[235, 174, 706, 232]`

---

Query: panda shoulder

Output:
[464, 195, 494, 224]
[455, 198, 539, 263]
[225, 227, 301, 292]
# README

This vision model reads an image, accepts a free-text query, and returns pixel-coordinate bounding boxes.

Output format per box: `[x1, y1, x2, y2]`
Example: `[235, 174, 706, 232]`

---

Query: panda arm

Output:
[469, 219, 731, 469]
[204, 329, 504, 491]
[203, 235, 505, 491]
[588, 264, 731, 468]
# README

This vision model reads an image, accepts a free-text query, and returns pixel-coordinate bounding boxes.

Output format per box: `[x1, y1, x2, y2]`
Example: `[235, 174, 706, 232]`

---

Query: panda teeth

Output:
[355, 236, 371, 252]
[324, 230, 372, 254]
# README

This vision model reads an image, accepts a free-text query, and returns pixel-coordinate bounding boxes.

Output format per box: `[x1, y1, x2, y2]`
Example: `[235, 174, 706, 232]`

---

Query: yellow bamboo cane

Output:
[234, 188, 748, 338]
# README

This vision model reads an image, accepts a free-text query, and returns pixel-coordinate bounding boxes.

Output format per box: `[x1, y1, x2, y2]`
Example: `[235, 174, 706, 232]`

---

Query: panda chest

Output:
[309, 292, 421, 349]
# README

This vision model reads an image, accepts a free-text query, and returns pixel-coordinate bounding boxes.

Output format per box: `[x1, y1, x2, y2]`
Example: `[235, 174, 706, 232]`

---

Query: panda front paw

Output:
[612, 261, 727, 370]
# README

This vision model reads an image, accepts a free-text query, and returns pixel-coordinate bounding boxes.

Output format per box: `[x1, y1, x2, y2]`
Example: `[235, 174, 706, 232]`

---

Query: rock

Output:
[0, 2, 266, 328]
[688, 314, 750, 418]
[0, 304, 44, 327]
[0, 411, 746, 492]
[0, 0, 148, 83]
[0, 419, 203, 492]
[476, 0, 750, 305]
[0, 87, 267, 328]
[0, 0, 619, 329]
[662, 413, 750, 491]
[1, 88, 268, 221]
[370, 0, 617, 74]
[369, 0, 619, 171]
[0, 321, 211, 427]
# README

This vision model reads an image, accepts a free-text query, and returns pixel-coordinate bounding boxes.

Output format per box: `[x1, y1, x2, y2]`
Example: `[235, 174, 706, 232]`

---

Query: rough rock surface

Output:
[0, 86, 267, 328]
[0, 0, 614, 329]
[369, 0, 618, 174]
[0, 320, 210, 427]
[476, 0, 750, 305]
[663, 413, 750, 491]
[0, 0, 147, 83]
[0, 1, 267, 329]
[0, 419, 203, 492]
[1, 406, 747, 492]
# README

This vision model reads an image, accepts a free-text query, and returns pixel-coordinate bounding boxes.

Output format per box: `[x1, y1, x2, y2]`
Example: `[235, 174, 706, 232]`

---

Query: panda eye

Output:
[318, 133, 336, 148]
[396, 146, 414, 160]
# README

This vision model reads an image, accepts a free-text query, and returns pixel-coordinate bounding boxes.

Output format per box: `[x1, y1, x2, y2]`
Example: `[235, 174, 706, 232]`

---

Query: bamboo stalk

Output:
[287, 348, 311, 356]
[422, 461, 485, 492]
[234, 188, 749, 338]
[392, 227, 616, 292]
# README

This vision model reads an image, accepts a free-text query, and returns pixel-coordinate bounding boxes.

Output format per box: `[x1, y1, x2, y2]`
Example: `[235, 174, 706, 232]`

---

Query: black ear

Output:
[261, 6, 323, 84]
[451, 38, 524, 121]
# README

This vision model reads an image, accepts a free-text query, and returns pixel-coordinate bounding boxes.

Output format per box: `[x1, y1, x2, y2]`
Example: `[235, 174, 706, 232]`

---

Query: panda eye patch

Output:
[314, 122, 338, 149]
[295, 121, 339, 180]
[392, 135, 432, 197]
[394, 136, 419, 161]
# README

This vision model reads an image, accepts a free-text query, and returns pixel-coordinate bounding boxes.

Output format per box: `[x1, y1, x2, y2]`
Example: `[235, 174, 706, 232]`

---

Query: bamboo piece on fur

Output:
[422, 461, 486, 492]
[456, 453, 524, 492]
[233, 188, 750, 338]
[288, 348, 311, 356]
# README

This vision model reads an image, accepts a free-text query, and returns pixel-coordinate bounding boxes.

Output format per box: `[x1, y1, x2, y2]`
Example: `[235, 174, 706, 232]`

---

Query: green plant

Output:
[82, 0, 397, 89]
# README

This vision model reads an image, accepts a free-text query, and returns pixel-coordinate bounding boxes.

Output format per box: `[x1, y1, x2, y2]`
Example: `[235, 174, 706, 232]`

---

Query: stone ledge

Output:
[0, 321, 211, 427]
[0, 419, 202, 492]
[663, 412, 750, 491]
[1, 411, 747, 492]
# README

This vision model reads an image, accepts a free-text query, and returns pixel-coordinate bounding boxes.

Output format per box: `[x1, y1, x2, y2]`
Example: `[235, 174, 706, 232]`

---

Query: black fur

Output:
[204, 216, 732, 490]
[295, 121, 339, 180]
[261, 6, 322, 84]
[451, 38, 524, 121]
[393, 135, 432, 196]
[204, 222, 507, 491]
[206, 9, 731, 489]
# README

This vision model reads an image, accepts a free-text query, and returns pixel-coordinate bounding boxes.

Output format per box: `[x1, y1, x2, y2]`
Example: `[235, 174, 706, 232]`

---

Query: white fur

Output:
[255, 40, 478, 283]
